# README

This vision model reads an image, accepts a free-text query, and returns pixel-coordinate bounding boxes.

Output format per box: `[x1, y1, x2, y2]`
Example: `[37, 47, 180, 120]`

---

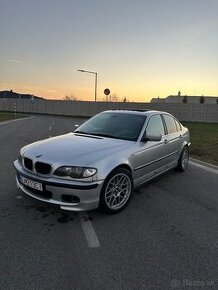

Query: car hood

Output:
[22, 133, 134, 166]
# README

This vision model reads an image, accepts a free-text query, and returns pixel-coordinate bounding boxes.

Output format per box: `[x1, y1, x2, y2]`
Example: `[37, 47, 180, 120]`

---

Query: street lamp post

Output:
[77, 69, 97, 102]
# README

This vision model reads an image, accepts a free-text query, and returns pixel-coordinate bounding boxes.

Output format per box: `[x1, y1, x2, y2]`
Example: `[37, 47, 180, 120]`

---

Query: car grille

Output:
[35, 162, 52, 175]
[24, 157, 33, 170]
[23, 158, 52, 175]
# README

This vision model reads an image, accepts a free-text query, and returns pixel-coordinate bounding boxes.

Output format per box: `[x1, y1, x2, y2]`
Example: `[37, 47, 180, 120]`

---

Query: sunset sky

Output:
[0, 0, 217, 102]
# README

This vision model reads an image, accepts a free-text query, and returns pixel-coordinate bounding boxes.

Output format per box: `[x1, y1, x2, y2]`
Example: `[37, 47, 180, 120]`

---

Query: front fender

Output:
[93, 152, 133, 181]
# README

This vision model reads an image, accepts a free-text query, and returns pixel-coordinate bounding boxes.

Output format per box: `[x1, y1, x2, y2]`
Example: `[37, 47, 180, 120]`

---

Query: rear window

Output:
[174, 118, 182, 131]
[163, 115, 177, 134]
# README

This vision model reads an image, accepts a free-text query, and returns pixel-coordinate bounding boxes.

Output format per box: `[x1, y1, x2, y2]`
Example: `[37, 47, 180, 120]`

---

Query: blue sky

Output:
[0, 0, 217, 101]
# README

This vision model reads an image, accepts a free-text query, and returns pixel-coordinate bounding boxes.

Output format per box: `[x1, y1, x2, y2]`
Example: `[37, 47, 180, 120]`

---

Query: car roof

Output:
[103, 109, 168, 117]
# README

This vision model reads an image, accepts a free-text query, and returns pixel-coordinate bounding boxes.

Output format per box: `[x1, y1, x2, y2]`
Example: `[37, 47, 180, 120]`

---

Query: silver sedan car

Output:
[14, 110, 190, 214]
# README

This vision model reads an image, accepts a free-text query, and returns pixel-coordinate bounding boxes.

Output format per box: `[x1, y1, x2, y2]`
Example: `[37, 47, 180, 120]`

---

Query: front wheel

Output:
[176, 146, 189, 171]
[99, 168, 133, 214]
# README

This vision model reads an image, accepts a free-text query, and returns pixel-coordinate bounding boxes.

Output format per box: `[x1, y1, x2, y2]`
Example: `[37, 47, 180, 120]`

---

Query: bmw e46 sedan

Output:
[14, 110, 190, 214]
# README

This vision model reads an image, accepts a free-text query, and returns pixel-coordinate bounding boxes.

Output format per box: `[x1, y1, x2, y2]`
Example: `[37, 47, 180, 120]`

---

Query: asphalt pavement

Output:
[0, 115, 217, 290]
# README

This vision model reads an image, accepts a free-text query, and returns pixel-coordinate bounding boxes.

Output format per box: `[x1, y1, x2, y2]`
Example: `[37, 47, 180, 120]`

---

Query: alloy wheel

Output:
[104, 173, 132, 210]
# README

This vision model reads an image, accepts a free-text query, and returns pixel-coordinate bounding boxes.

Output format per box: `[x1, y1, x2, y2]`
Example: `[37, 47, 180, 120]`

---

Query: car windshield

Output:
[75, 112, 147, 141]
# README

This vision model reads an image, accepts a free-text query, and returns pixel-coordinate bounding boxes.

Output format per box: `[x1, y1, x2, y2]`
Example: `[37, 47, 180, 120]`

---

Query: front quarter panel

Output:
[92, 145, 136, 181]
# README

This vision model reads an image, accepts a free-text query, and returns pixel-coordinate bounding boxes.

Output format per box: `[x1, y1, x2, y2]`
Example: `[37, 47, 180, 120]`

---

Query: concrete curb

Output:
[189, 158, 218, 174]
[190, 157, 218, 170]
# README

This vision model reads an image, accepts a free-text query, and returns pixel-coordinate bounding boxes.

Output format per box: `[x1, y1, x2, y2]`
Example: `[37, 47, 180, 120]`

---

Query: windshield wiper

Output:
[75, 131, 118, 139]
[88, 132, 119, 139]
[74, 130, 87, 134]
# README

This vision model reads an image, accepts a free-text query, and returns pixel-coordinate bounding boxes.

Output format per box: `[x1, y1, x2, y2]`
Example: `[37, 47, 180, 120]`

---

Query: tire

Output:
[176, 146, 189, 172]
[99, 168, 133, 214]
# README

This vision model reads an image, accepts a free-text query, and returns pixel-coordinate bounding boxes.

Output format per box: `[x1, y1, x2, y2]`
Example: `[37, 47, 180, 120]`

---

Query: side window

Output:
[163, 115, 177, 134]
[174, 118, 182, 131]
[146, 115, 165, 136]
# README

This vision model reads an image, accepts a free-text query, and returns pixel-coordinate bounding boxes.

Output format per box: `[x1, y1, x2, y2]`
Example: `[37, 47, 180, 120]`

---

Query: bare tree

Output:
[63, 94, 79, 101]
[102, 93, 120, 102]
[123, 97, 129, 102]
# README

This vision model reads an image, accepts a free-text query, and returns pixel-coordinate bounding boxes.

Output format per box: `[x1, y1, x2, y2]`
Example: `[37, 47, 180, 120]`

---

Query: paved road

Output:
[0, 115, 217, 290]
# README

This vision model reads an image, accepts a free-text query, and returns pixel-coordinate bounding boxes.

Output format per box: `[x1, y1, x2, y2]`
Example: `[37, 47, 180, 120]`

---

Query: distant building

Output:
[151, 91, 218, 104]
[0, 90, 43, 100]
[150, 97, 166, 103]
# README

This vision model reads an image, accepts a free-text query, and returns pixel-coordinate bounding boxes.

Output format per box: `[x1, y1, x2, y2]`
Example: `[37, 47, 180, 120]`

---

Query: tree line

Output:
[63, 94, 129, 102]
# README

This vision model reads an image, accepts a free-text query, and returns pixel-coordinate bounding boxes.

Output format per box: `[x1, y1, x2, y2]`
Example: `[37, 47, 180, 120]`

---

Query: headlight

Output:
[54, 166, 97, 179]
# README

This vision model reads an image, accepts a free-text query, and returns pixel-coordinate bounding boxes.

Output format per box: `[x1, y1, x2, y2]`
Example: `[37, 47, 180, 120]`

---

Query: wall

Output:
[0, 98, 217, 123]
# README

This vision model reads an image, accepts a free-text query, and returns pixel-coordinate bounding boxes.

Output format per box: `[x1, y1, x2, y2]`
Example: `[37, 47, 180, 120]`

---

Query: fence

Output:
[0, 98, 217, 123]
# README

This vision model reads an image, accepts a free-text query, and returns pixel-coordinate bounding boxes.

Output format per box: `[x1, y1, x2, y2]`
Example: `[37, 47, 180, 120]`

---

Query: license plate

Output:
[20, 176, 43, 191]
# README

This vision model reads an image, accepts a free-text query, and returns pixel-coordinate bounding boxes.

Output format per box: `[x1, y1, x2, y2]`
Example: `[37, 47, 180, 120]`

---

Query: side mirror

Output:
[141, 134, 162, 142]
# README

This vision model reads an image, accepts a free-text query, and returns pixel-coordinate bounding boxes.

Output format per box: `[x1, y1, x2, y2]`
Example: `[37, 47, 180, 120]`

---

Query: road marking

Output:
[79, 212, 100, 248]
[0, 116, 35, 125]
[48, 126, 52, 131]
[16, 195, 23, 199]
[189, 161, 218, 175]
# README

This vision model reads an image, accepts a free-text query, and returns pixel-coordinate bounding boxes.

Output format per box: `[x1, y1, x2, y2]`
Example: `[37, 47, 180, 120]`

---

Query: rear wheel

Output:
[99, 168, 133, 214]
[176, 146, 189, 171]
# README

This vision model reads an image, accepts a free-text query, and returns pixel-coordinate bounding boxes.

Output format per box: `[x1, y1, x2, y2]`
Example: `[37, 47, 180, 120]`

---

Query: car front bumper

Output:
[14, 160, 104, 211]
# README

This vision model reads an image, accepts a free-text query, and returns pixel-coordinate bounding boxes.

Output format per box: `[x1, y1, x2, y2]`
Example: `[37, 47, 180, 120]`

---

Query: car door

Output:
[162, 114, 183, 166]
[132, 114, 169, 186]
